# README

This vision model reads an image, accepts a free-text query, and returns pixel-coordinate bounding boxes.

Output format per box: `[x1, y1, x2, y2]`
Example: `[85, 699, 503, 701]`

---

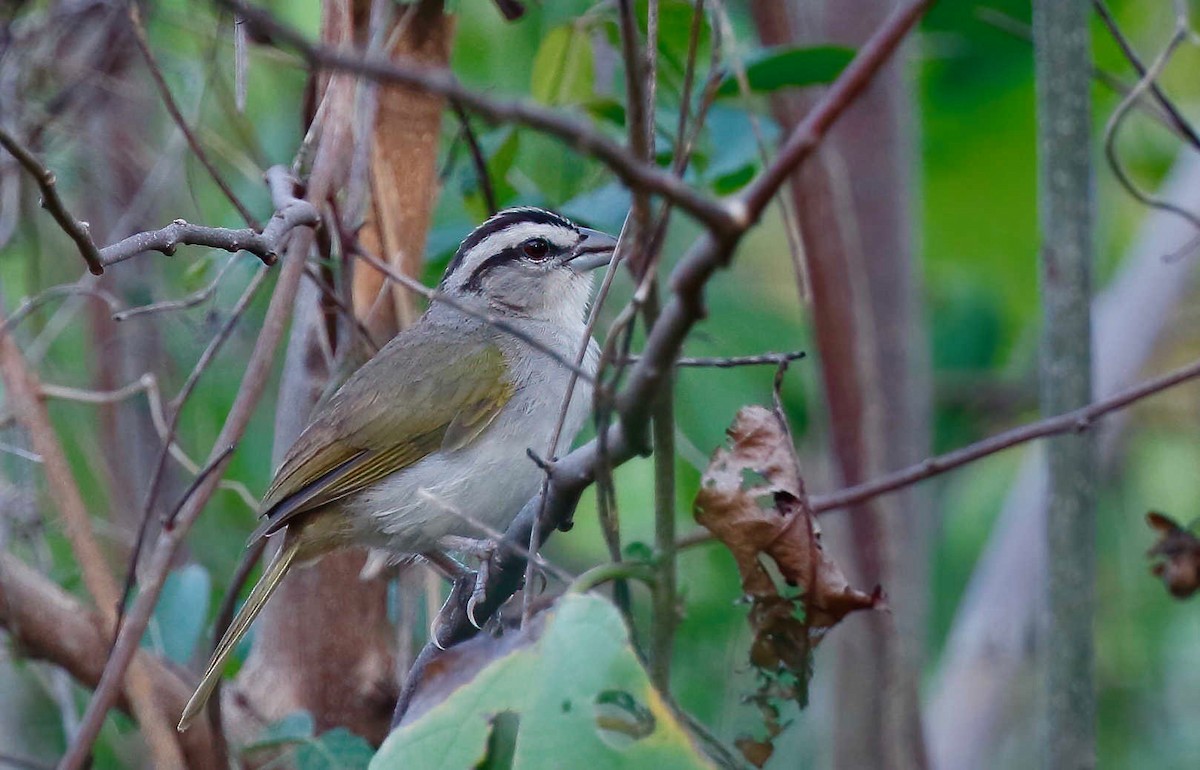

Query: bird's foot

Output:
[435, 536, 501, 629]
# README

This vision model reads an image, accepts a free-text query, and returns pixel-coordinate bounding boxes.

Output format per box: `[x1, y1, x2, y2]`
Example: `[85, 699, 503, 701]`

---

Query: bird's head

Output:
[439, 207, 618, 325]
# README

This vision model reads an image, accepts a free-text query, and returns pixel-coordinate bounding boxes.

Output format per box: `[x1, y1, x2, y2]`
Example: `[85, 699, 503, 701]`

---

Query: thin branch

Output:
[677, 349, 1200, 554]
[116, 266, 267, 646]
[112, 254, 244, 321]
[0, 284, 123, 338]
[127, 3, 260, 228]
[99, 166, 318, 267]
[0, 326, 185, 767]
[628, 350, 808, 368]
[223, 0, 741, 235]
[35, 377, 259, 512]
[1100, 2, 1200, 246]
[450, 100, 497, 214]
[0, 128, 104, 275]
[1092, 0, 1200, 150]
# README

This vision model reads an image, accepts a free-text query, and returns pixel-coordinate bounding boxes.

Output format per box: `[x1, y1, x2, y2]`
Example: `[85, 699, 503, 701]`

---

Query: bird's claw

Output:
[466, 556, 492, 629]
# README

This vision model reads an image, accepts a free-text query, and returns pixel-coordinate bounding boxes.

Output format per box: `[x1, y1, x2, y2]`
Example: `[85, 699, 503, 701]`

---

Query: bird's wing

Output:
[254, 329, 514, 540]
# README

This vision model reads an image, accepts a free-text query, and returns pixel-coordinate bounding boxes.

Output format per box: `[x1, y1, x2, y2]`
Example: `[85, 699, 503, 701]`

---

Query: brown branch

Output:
[675, 349, 1200, 555]
[0, 553, 217, 769]
[115, 266, 268, 632]
[0, 128, 104, 275]
[99, 165, 318, 267]
[222, 0, 741, 235]
[0, 328, 185, 766]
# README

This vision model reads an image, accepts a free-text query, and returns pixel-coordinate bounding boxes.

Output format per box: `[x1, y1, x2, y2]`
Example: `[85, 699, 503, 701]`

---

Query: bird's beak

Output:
[564, 227, 619, 271]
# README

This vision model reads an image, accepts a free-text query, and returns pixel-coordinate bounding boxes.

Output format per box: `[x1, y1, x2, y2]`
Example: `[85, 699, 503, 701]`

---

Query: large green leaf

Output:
[530, 25, 595, 106]
[372, 594, 716, 769]
[717, 45, 854, 97]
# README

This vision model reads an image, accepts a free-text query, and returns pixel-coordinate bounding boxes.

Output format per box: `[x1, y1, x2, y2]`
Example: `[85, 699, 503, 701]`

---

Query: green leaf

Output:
[717, 45, 854, 97]
[147, 563, 210, 664]
[531, 25, 595, 106]
[372, 594, 716, 770]
[297, 728, 376, 770]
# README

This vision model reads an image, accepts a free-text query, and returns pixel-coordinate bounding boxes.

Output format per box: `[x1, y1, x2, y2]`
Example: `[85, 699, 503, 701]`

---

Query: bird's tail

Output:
[177, 536, 301, 731]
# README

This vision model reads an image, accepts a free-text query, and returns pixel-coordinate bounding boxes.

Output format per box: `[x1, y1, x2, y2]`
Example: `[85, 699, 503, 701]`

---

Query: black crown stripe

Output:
[442, 208, 577, 284]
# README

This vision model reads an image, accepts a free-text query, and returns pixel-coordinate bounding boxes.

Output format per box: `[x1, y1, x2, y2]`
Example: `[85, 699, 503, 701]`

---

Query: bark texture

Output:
[1033, 1, 1096, 767]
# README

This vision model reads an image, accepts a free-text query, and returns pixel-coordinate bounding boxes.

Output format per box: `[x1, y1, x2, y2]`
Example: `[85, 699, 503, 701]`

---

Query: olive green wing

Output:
[254, 334, 514, 540]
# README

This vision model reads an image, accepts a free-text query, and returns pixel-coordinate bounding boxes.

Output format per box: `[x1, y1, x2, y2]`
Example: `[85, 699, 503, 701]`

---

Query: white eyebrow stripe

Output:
[447, 221, 580, 289]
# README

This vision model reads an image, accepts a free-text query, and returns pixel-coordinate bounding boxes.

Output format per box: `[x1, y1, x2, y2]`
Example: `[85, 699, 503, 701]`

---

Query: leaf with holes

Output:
[695, 405, 881, 764]
[372, 594, 715, 769]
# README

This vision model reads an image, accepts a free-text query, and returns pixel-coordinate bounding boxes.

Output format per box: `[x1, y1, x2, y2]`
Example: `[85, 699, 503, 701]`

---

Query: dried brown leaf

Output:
[1147, 510, 1200, 599]
[694, 404, 883, 747]
[695, 405, 881, 627]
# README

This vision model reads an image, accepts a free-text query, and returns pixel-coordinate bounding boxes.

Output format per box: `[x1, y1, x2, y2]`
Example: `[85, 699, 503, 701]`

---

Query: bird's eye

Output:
[522, 238, 550, 261]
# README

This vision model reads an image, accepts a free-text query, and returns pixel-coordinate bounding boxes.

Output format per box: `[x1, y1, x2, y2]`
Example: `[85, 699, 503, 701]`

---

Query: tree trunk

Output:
[750, 2, 930, 768]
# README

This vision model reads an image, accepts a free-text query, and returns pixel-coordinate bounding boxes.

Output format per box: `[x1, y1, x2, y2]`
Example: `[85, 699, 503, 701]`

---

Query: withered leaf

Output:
[694, 404, 882, 745]
[1147, 511, 1200, 599]
[695, 405, 881, 628]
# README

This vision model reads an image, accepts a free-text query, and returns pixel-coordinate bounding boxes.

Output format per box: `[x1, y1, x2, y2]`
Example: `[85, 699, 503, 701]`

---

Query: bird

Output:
[177, 207, 618, 731]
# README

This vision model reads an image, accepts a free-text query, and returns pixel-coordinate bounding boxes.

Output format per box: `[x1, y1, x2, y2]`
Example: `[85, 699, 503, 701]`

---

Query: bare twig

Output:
[100, 166, 317, 267]
[1100, 2, 1200, 246]
[112, 254, 244, 321]
[451, 100, 497, 214]
[628, 350, 808, 368]
[127, 3, 260, 227]
[676, 348, 1200, 557]
[0, 128, 104, 275]
[1092, 0, 1200, 150]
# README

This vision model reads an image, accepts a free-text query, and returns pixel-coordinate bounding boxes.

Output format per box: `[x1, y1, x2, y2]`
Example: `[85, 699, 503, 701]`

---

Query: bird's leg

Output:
[436, 535, 499, 561]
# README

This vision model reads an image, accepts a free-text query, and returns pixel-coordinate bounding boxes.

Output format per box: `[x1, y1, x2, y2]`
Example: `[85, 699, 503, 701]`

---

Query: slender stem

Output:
[1034, 1, 1096, 764]
[0, 128, 104, 275]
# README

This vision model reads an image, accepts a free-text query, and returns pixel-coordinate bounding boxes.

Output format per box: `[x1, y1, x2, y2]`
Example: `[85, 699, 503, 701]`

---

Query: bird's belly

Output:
[340, 405, 585, 555]
[338, 332, 595, 557]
